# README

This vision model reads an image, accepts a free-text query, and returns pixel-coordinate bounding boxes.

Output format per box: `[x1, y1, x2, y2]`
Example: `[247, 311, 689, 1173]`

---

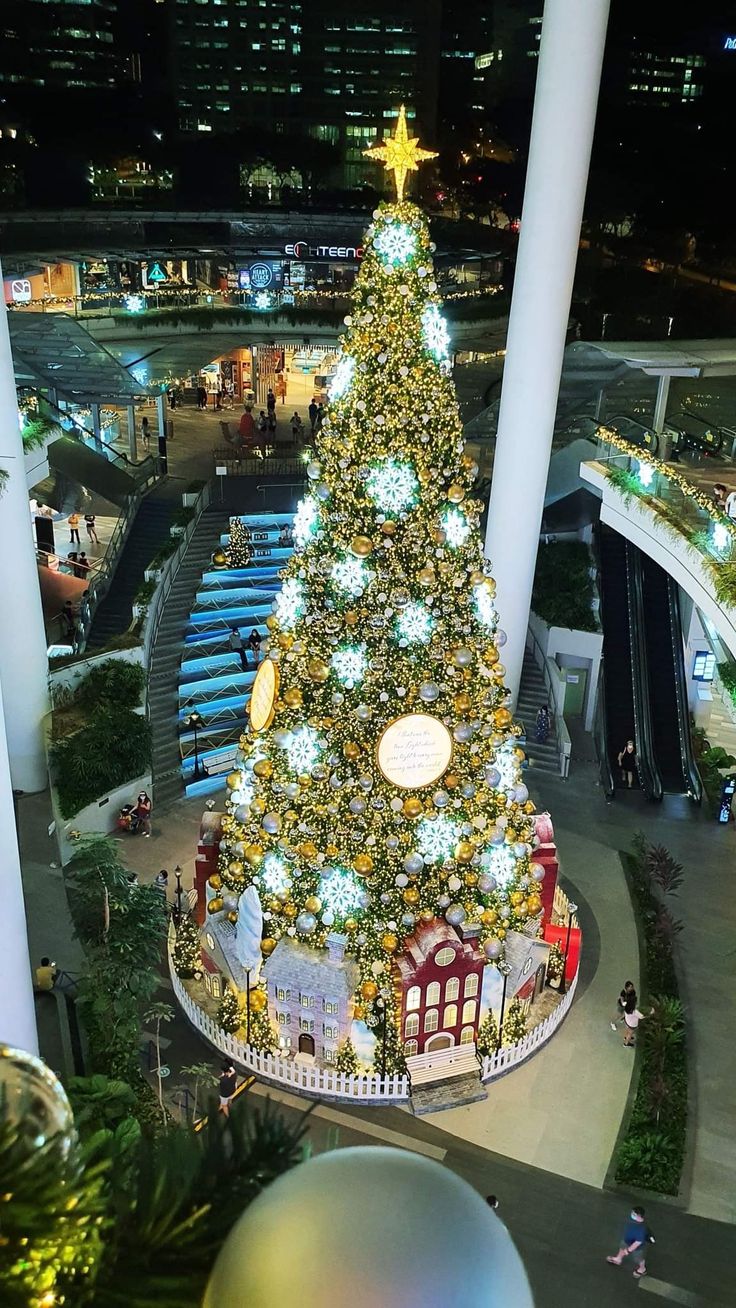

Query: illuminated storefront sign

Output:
[284, 240, 363, 260]
[11, 279, 32, 304]
[724, 35, 736, 49]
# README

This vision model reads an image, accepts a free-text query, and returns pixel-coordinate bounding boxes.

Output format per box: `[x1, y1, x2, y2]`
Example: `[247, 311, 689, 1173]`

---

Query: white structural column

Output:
[0, 679, 39, 1053]
[0, 261, 50, 791]
[484, 0, 612, 704]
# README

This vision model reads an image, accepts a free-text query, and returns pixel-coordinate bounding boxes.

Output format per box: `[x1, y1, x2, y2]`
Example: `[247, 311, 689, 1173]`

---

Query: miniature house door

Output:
[298, 1033, 315, 1056]
[425, 1032, 453, 1053]
[534, 964, 546, 999]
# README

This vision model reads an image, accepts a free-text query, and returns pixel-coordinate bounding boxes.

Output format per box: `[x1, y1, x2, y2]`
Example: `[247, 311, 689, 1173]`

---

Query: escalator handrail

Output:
[626, 543, 664, 801]
[593, 668, 615, 799]
[666, 577, 704, 803]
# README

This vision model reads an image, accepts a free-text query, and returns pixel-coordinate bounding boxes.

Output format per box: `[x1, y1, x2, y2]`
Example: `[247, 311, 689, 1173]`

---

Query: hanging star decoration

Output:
[363, 105, 438, 202]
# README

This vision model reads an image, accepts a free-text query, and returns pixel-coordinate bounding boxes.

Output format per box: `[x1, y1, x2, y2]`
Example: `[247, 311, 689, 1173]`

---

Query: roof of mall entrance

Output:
[9, 312, 153, 402]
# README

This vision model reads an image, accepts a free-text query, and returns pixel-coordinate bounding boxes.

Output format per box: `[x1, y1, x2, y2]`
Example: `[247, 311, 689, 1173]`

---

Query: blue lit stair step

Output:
[178, 697, 246, 725]
[178, 673, 254, 702]
[180, 652, 241, 679]
[201, 567, 283, 587]
[185, 773, 228, 799]
[193, 585, 277, 609]
[186, 605, 273, 630]
[182, 625, 269, 656]
[228, 512, 294, 529]
[180, 724, 244, 754]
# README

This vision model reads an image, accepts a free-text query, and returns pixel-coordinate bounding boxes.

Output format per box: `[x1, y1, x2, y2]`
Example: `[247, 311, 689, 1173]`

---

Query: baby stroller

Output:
[117, 803, 139, 834]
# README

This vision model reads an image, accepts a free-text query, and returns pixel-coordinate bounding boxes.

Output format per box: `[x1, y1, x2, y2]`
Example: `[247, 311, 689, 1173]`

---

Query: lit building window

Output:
[405, 1012, 420, 1038]
[426, 981, 440, 1006]
[464, 974, 479, 998]
[443, 1004, 458, 1028]
[445, 976, 459, 1002]
[462, 1000, 476, 1024]
[406, 985, 421, 1011]
[424, 1008, 439, 1034]
[460, 1026, 475, 1044]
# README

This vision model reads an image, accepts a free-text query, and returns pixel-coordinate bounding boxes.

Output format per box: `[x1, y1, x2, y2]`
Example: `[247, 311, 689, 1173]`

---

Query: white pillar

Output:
[127, 403, 137, 460]
[652, 374, 671, 434]
[0, 679, 39, 1054]
[484, 0, 611, 705]
[0, 263, 50, 791]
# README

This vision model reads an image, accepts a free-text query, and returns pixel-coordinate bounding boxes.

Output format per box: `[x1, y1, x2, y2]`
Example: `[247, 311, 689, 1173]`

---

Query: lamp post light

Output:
[184, 709, 204, 779]
[558, 901, 578, 996]
[497, 960, 512, 1049]
[375, 993, 388, 1079]
[245, 965, 252, 1044]
[174, 865, 183, 926]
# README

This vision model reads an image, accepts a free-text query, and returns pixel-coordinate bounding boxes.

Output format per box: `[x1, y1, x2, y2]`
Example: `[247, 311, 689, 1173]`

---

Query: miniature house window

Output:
[212, 976, 221, 998]
[299, 1017, 315, 1032]
[405, 1012, 420, 1038]
[460, 1026, 475, 1044]
[324, 999, 338, 1014]
[462, 999, 476, 1024]
[426, 980, 440, 1006]
[435, 947, 456, 967]
[404, 1038, 418, 1056]
[324, 1025, 338, 1039]
[278, 1012, 287, 1025]
[424, 1008, 439, 1033]
[276, 987, 286, 1001]
[406, 985, 421, 1011]
[324, 1048, 335, 1062]
[205, 932, 215, 950]
[522, 958, 533, 977]
[300, 993, 315, 1008]
[443, 1004, 458, 1028]
[445, 976, 460, 1002]
[464, 973, 479, 998]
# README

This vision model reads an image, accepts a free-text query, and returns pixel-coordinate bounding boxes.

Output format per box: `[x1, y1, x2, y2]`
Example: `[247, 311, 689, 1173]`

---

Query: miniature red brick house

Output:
[393, 920, 485, 1056]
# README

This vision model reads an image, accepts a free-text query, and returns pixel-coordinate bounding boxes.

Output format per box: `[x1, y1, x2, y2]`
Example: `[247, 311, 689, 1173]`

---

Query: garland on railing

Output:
[597, 425, 736, 540]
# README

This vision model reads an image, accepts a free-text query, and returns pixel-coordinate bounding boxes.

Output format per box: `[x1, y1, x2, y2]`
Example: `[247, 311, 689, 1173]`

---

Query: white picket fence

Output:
[553, 883, 580, 930]
[480, 969, 579, 1083]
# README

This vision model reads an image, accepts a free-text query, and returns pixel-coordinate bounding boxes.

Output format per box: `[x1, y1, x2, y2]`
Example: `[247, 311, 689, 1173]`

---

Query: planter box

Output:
[182, 492, 199, 508]
[50, 769, 153, 866]
[144, 566, 164, 583]
[170, 524, 186, 538]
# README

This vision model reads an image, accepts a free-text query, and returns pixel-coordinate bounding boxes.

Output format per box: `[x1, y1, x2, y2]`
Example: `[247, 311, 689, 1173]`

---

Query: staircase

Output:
[86, 494, 174, 648]
[516, 652, 560, 775]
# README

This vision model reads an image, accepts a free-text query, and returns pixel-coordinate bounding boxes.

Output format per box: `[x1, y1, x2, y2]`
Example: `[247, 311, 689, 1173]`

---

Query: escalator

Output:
[597, 526, 661, 800]
[638, 553, 703, 801]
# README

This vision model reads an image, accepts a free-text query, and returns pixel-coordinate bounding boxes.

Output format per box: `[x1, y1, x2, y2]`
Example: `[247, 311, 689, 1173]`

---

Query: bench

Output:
[406, 1044, 480, 1087]
[201, 748, 239, 777]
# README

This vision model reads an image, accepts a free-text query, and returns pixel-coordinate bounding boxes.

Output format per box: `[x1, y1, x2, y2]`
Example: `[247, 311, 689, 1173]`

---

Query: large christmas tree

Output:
[217, 112, 543, 1070]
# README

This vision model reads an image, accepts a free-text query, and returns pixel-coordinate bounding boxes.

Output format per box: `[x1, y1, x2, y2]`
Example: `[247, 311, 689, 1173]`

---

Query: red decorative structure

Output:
[393, 920, 485, 1057]
[194, 811, 223, 924]
[533, 810, 560, 927]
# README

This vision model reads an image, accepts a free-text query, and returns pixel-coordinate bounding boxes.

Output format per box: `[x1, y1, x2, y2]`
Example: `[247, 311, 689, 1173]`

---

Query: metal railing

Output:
[524, 625, 572, 778]
[142, 480, 213, 671]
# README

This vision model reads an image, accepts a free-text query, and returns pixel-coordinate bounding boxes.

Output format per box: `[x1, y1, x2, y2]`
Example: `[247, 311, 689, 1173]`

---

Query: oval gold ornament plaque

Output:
[377, 713, 453, 790]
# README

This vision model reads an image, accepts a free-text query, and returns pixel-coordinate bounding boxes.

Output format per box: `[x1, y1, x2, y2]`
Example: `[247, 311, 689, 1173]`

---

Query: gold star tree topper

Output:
[363, 105, 438, 203]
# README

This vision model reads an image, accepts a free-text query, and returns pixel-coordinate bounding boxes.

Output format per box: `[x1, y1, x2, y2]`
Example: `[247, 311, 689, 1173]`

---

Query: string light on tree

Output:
[292, 496, 320, 549]
[331, 645, 368, 688]
[442, 507, 471, 548]
[366, 459, 419, 515]
[329, 355, 356, 401]
[373, 221, 417, 268]
[473, 583, 498, 629]
[395, 600, 434, 644]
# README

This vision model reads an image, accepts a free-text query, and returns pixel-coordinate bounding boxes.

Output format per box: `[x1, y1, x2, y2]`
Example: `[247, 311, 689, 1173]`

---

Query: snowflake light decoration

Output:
[260, 853, 292, 896]
[329, 354, 356, 401]
[229, 771, 254, 808]
[713, 522, 731, 553]
[473, 583, 497, 629]
[124, 294, 145, 314]
[331, 644, 367, 688]
[442, 507, 470, 548]
[422, 304, 450, 360]
[373, 221, 417, 268]
[284, 726, 322, 774]
[366, 459, 419, 515]
[494, 740, 520, 790]
[480, 844, 518, 888]
[292, 496, 320, 549]
[274, 577, 305, 628]
[416, 816, 460, 865]
[254, 291, 272, 310]
[319, 868, 361, 918]
[396, 600, 434, 644]
[332, 555, 370, 597]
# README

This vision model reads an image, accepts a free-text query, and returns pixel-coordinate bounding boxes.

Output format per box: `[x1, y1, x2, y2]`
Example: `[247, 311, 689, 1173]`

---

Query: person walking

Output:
[68, 511, 81, 545]
[141, 416, 151, 451]
[617, 739, 637, 788]
[75, 551, 90, 579]
[219, 1060, 238, 1117]
[257, 410, 268, 434]
[607, 1206, 654, 1278]
[61, 600, 76, 641]
[229, 626, 248, 672]
[535, 703, 550, 744]
[197, 385, 208, 410]
[135, 790, 152, 838]
[610, 980, 637, 1031]
[266, 387, 276, 417]
[84, 513, 99, 545]
[308, 399, 318, 434]
[267, 408, 276, 434]
[623, 1001, 651, 1047]
[315, 402, 325, 432]
[215, 385, 223, 412]
[290, 411, 303, 439]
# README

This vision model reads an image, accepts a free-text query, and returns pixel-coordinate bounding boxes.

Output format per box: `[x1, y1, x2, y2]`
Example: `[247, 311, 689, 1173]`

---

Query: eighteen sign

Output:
[285, 241, 363, 260]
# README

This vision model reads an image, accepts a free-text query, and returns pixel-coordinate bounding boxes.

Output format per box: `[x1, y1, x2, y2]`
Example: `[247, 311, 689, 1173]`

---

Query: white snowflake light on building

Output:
[292, 496, 320, 549]
[331, 644, 367, 688]
[366, 459, 419, 515]
[416, 816, 460, 865]
[328, 354, 356, 401]
[637, 460, 654, 489]
[481, 844, 518, 888]
[442, 507, 470, 548]
[422, 304, 450, 360]
[332, 555, 370, 597]
[261, 853, 291, 896]
[124, 294, 145, 314]
[473, 583, 497, 629]
[396, 600, 434, 644]
[713, 522, 731, 553]
[319, 868, 361, 918]
[284, 726, 322, 774]
[274, 577, 305, 628]
[373, 221, 417, 268]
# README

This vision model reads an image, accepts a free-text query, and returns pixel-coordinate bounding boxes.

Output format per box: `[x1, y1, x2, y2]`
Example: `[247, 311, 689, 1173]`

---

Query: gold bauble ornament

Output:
[353, 1001, 365, 1019]
[527, 893, 542, 914]
[283, 903, 298, 919]
[497, 927, 506, 939]
[419, 909, 434, 922]
[343, 741, 361, 761]
[382, 933, 398, 953]
[250, 989, 268, 1013]
[325, 843, 339, 858]
[344, 917, 357, 932]
[455, 840, 474, 864]
[403, 886, 420, 906]
[445, 773, 459, 790]
[278, 633, 295, 651]
[208, 897, 224, 914]
[344, 609, 359, 626]
[431, 527, 447, 546]
[454, 692, 472, 714]
[494, 707, 513, 727]
[354, 853, 374, 876]
[261, 937, 276, 956]
[209, 873, 222, 889]
[227, 910, 238, 924]
[510, 890, 524, 906]
[417, 566, 435, 586]
[266, 615, 278, 631]
[226, 771, 241, 790]
[481, 908, 497, 926]
[351, 535, 373, 557]
[251, 796, 266, 815]
[253, 759, 273, 779]
[402, 796, 423, 819]
[304, 895, 322, 914]
[361, 980, 378, 1002]
[464, 871, 479, 887]
[227, 861, 244, 878]
[299, 840, 318, 860]
[307, 657, 329, 682]
[244, 843, 264, 867]
[469, 569, 486, 587]
[380, 520, 397, 536]
[485, 647, 499, 665]
[447, 483, 465, 504]
[283, 687, 303, 708]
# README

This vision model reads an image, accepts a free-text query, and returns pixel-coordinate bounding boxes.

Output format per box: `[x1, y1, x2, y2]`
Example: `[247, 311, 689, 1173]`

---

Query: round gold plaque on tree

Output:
[376, 713, 453, 790]
[249, 658, 280, 732]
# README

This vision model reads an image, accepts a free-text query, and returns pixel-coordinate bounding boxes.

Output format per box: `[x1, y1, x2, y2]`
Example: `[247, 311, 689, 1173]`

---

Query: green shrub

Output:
[74, 659, 145, 711]
[718, 659, 736, 706]
[532, 540, 598, 632]
[185, 479, 206, 494]
[148, 538, 178, 569]
[51, 707, 151, 818]
[134, 579, 157, 607]
[171, 506, 196, 528]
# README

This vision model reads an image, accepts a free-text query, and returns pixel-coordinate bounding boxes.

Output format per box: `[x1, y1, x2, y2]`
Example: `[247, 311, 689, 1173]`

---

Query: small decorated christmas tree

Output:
[546, 941, 564, 986]
[476, 1009, 500, 1057]
[172, 914, 201, 979]
[501, 998, 527, 1046]
[226, 519, 253, 568]
[218, 985, 240, 1034]
[248, 1007, 277, 1053]
[334, 1038, 361, 1074]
